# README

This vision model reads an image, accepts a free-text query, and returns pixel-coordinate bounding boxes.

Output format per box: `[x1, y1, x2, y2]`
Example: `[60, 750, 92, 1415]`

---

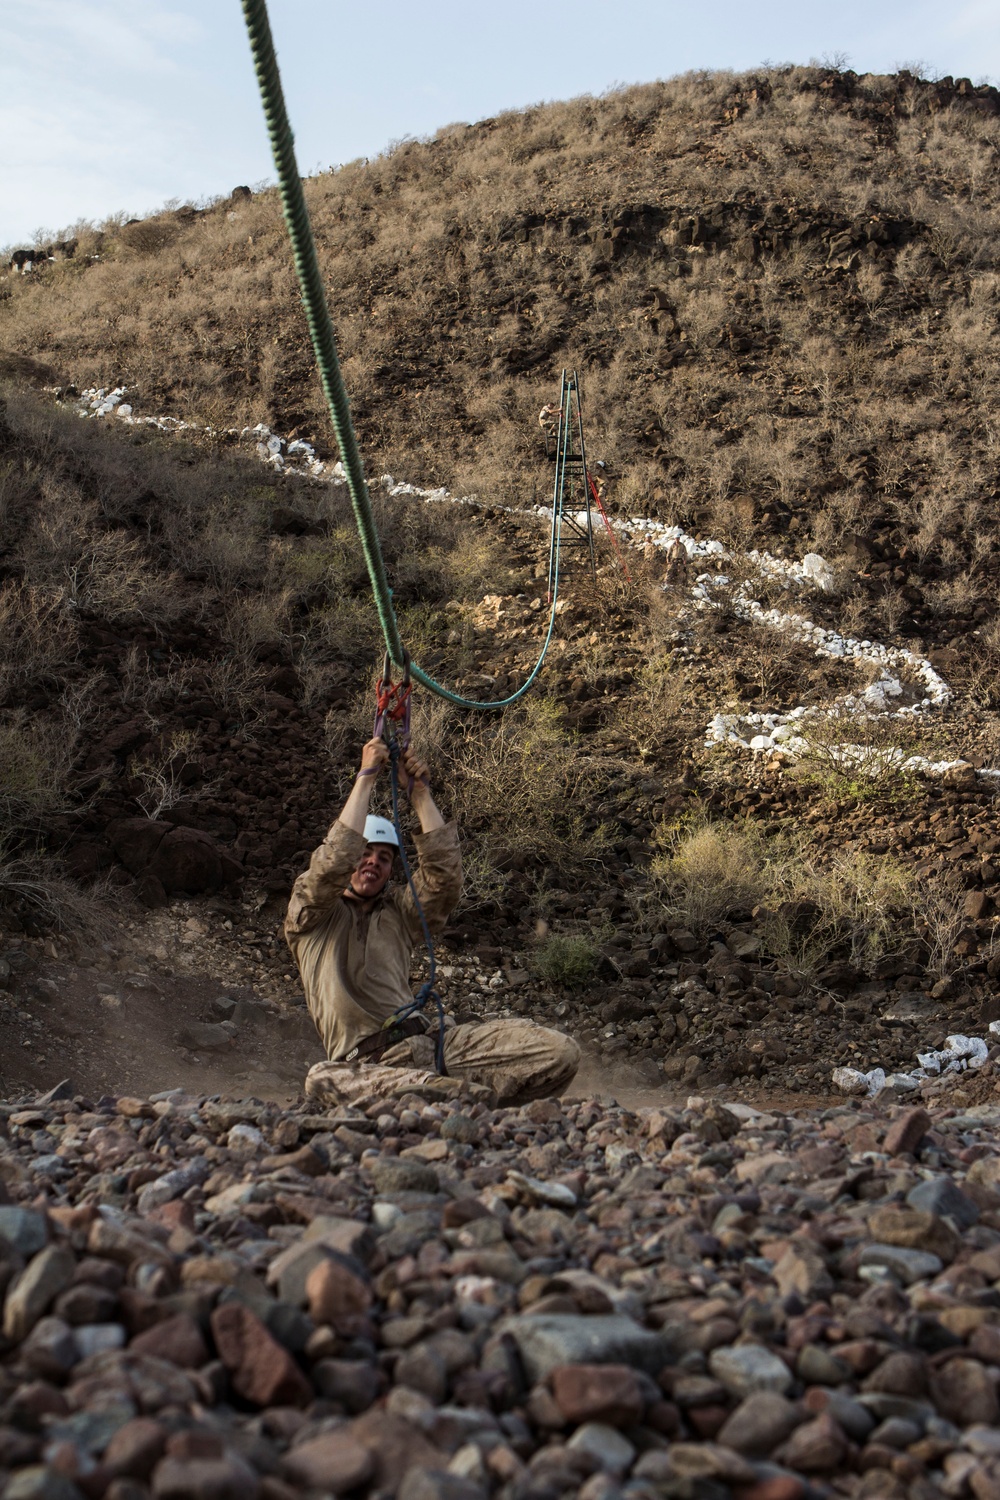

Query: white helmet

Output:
[363, 815, 399, 849]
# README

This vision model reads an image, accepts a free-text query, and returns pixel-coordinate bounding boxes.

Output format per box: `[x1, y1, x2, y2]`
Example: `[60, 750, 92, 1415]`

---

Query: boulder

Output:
[108, 819, 242, 895]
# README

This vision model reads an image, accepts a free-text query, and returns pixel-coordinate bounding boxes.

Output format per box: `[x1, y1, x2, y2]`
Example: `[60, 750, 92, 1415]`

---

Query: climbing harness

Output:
[241, 0, 561, 711]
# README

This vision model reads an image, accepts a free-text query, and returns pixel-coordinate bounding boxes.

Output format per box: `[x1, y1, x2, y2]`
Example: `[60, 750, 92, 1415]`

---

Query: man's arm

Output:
[397, 745, 461, 936]
[285, 738, 387, 937]
[339, 737, 389, 833]
[402, 745, 444, 833]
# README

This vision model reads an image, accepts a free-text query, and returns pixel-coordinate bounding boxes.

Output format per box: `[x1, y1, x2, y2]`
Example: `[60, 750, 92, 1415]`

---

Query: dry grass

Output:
[1, 67, 999, 613]
[645, 814, 924, 979]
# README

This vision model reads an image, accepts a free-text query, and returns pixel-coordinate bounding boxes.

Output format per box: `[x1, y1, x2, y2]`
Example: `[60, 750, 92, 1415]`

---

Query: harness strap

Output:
[341, 1013, 427, 1065]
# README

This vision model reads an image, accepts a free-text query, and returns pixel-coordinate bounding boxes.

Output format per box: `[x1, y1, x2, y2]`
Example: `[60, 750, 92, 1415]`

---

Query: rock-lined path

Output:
[0, 1081, 998, 1499]
[71, 388, 992, 784]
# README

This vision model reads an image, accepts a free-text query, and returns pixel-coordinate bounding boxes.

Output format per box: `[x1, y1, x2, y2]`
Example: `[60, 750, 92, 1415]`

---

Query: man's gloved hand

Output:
[359, 738, 389, 777]
[402, 746, 431, 795]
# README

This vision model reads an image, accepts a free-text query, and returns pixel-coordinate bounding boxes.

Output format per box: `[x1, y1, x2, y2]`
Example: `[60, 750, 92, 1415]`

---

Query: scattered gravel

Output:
[0, 1080, 996, 1498]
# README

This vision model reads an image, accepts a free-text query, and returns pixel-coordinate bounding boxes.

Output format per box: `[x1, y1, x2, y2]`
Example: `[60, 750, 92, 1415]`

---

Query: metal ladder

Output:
[547, 369, 596, 600]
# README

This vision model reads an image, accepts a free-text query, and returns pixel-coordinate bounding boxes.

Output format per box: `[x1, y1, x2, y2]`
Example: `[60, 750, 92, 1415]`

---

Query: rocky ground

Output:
[0, 1080, 997, 1499]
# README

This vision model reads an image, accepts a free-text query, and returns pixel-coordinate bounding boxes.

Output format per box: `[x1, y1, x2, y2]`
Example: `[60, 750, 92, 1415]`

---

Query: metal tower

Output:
[547, 370, 596, 599]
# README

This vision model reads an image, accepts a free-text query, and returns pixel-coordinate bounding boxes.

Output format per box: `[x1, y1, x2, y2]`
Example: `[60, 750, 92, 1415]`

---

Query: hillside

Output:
[1, 64, 1000, 1108]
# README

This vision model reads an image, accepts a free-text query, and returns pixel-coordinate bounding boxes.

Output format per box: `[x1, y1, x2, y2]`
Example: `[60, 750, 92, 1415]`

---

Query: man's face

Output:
[350, 842, 395, 899]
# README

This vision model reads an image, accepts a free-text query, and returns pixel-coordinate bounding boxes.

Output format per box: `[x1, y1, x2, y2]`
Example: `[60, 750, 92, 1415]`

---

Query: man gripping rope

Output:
[285, 736, 580, 1108]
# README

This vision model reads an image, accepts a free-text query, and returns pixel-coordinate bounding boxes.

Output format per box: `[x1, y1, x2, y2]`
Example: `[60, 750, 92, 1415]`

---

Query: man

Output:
[538, 402, 561, 446]
[285, 736, 580, 1107]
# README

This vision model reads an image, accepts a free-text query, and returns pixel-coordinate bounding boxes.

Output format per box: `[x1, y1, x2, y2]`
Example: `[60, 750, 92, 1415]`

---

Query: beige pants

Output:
[304, 1019, 580, 1110]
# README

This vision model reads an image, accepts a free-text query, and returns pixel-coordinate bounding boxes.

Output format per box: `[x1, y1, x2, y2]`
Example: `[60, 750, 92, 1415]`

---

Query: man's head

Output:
[349, 815, 399, 900]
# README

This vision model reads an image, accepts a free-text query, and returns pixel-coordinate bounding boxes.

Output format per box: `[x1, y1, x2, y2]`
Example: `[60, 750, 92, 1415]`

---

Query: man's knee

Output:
[305, 1059, 349, 1103]
[549, 1030, 581, 1088]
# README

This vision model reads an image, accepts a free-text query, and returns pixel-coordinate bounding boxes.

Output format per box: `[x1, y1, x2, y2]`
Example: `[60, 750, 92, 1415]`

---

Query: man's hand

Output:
[360, 738, 389, 776]
[402, 746, 431, 796]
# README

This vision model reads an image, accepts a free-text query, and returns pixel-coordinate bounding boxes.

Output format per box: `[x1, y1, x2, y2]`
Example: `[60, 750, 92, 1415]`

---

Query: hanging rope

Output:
[240, 0, 562, 711]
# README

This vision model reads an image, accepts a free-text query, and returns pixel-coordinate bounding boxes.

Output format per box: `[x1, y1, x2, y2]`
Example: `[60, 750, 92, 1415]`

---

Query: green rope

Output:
[240, 0, 561, 710]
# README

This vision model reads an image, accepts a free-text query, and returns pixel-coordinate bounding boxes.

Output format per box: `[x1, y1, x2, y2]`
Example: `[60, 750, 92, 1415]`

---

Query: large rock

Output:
[709, 1345, 794, 1398]
[4, 1246, 77, 1340]
[107, 818, 168, 874]
[108, 819, 242, 895]
[501, 1314, 669, 1382]
[151, 827, 244, 893]
[209, 1303, 311, 1407]
[550, 1363, 646, 1426]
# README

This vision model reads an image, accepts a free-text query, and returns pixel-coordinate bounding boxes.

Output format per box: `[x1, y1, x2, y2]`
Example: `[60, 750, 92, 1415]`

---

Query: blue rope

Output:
[386, 741, 447, 1075]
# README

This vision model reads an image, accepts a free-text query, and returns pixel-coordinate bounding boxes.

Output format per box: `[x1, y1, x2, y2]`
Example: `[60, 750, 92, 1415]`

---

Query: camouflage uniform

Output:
[286, 821, 580, 1106]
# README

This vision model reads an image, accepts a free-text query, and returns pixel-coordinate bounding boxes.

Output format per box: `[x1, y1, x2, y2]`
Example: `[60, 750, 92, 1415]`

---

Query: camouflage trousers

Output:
[304, 1019, 580, 1110]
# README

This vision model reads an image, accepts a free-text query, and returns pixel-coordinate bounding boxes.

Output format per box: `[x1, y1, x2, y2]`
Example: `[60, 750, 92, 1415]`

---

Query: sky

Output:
[2, 0, 999, 250]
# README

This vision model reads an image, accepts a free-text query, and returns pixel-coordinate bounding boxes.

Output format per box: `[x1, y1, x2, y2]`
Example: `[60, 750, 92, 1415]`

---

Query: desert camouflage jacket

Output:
[284, 818, 462, 1062]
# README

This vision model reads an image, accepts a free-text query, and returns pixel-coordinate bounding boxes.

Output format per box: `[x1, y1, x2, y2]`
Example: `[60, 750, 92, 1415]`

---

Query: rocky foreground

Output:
[0, 1083, 997, 1500]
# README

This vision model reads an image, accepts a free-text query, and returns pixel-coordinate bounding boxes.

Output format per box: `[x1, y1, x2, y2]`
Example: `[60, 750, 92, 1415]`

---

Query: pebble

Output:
[857, 1243, 943, 1283]
[709, 1343, 795, 1397]
[0, 1207, 48, 1255]
[566, 1421, 636, 1475]
[905, 1174, 980, 1228]
[503, 1314, 668, 1381]
[281, 1432, 374, 1492]
[3, 1246, 76, 1340]
[716, 1391, 804, 1455]
[551, 1363, 646, 1426]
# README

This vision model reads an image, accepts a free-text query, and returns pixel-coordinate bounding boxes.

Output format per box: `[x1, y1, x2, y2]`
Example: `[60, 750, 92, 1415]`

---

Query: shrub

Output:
[0, 845, 116, 938]
[0, 711, 74, 840]
[127, 729, 201, 819]
[648, 818, 771, 933]
[443, 696, 620, 904]
[791, 707, 948, 802]
[532, 933, 598, 988]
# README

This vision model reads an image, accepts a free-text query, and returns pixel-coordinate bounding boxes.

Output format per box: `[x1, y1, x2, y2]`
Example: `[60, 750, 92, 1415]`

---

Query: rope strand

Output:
[240, 0, 561, 710]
